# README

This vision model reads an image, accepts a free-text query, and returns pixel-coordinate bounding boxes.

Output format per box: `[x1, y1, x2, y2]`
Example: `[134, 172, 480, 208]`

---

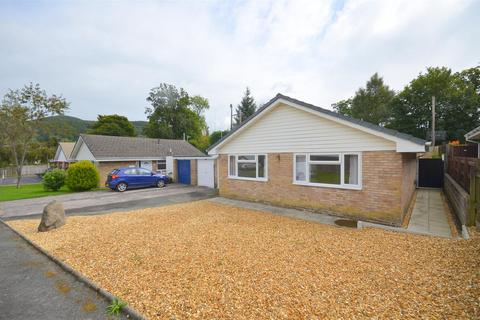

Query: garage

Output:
[197, 159, 215, 188]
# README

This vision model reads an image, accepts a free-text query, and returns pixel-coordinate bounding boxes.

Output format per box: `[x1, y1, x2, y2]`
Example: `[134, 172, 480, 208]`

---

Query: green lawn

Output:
[0, 183, 74, 202]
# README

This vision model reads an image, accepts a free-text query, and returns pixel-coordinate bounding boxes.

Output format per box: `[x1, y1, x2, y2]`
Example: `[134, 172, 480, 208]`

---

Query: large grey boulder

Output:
[38, 201, 66, 232]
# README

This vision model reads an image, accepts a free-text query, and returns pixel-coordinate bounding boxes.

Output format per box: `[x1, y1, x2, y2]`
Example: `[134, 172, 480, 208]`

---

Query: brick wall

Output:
[190, 159, 198, 186]
[401, 153, 417, 214]
[218, 151, 411, 225]
[97, 161, 137, 186]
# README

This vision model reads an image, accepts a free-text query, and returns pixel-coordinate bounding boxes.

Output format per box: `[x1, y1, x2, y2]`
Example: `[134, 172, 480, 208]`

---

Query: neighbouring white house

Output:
[51, 142, 75, 169]
[207, 94, 426, 226]
[69, 134, 214, 187]
[465, 126, 480, 158]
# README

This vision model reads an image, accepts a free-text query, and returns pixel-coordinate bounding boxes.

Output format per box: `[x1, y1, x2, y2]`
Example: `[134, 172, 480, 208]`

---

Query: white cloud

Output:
[0, 0, 478, 132]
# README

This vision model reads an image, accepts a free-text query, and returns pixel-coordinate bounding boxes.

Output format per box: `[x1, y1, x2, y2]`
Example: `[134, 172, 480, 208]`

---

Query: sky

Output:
[0, 0, 479, 131]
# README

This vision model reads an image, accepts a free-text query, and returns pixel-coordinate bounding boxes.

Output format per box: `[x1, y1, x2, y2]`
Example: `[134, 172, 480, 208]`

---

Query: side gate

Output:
[418, 158, 444, 188]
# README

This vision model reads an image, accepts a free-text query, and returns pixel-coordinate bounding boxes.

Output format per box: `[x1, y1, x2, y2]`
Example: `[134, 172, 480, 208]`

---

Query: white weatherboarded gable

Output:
[75, 139, 96, 161]
[217, 103, 396, 154]
[57, 149, 67, 162]
[54, 146, 66, 162]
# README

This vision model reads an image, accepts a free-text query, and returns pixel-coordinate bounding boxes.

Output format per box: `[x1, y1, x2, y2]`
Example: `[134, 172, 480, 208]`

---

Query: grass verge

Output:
[0, 183, 73, 202]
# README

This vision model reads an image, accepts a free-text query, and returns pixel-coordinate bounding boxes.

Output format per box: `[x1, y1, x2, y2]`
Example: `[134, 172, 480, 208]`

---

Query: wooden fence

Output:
[447, 156, 479, 193]
[445, 144, 480, 226]
[0, 165, 48, 178]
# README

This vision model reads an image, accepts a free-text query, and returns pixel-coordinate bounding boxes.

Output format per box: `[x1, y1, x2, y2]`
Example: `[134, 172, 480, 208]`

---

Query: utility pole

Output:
[431, 96, 436, 148]
[230, 104, 233, 130]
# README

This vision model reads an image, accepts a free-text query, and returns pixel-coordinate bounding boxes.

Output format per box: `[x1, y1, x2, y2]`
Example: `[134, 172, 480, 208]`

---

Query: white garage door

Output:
[197, 159, 215, 188]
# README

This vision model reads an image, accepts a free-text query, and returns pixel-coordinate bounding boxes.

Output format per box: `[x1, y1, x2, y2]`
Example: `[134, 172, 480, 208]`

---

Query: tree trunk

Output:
[16, 143, 28, 189]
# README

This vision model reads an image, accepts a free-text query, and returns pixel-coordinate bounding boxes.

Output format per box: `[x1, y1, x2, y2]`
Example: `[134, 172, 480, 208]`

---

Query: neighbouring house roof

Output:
[465, 126, 480, 141]
[72, 134, 205, 161]
[52, 142, 75, 162]
[59, 142, 75, 160]
[208, 93, 426, 154]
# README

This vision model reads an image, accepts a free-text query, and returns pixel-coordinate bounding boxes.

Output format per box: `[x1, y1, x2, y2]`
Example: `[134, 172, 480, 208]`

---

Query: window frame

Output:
[227, 154, 268, 182]
[293, 152, 362, 190]
[156, 159, 167, 172]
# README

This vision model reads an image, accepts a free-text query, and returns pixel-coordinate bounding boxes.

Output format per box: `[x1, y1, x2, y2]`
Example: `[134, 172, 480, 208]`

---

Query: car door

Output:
[124, 168, 140, 187]
[137, 168, 155, 187]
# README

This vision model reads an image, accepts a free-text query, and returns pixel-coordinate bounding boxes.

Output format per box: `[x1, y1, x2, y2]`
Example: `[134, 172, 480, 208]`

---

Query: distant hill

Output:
[38, 115, 148, 142]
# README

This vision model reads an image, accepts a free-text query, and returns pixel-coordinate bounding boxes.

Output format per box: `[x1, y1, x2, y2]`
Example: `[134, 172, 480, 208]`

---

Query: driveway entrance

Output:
[0, 184, 216, 219]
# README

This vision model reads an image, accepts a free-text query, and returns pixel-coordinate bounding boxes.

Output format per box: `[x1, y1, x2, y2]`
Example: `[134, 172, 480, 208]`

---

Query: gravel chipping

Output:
[7, 200, 480, 319]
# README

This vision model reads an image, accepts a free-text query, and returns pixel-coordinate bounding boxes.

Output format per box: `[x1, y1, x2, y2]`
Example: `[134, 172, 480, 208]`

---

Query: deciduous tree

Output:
[0, 83, 68, 188]
[143, 83, 209, 149]
[88, 114, 136, 137]
[388, 67, 480, 141]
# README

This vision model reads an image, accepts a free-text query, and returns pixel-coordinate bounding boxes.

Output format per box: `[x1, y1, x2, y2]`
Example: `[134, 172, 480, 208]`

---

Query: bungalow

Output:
[52, 142, 75, 169]
[208, 94, 426, 226]
[70, 134, 210, 186]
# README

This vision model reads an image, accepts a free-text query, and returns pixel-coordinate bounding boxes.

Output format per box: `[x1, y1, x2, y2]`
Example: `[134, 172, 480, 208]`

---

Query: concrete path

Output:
[1, 184, 217, 219]
[406, 189, 452, 238]
[0, 222, 128, 320]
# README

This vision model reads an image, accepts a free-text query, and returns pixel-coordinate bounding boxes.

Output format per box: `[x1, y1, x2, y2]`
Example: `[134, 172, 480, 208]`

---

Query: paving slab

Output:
[0, 222, 129, 320]
[406, 189, 452, 238]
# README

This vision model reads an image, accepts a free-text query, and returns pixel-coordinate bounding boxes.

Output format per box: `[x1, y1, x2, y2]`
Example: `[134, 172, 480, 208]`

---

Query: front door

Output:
[177, 160, 191, 184]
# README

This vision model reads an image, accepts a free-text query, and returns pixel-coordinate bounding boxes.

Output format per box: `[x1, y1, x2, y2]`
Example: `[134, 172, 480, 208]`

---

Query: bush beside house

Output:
[42, 169, 66, 191]
[65, 160, 100, 191]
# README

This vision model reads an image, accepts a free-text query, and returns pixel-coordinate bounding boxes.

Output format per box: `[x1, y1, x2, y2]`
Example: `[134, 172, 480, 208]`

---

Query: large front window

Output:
[294, 153, 361, 189]
[228, 154, 267, 181]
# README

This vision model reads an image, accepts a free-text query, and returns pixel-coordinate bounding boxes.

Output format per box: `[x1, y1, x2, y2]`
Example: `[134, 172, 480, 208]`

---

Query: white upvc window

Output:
[157, 159, 166, 171]
[228, 154, 267, 181]
[293, 152, 362, 190]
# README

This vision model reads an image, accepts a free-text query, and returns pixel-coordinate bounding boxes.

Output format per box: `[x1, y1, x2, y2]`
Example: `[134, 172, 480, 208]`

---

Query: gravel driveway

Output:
[7, 200, 480, 319]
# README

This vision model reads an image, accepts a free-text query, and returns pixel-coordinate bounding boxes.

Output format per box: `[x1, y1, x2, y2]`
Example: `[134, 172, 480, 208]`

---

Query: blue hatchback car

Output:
[106, 167, 169, 192]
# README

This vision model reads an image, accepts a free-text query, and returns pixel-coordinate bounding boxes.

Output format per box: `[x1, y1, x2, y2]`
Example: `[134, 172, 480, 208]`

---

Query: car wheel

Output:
[116, 182, 128, 192]
[156, 179, 165, 188]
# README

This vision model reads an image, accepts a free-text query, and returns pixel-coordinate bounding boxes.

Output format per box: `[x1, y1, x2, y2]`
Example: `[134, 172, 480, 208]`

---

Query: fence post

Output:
[476, 171, 480, 230]
[468, 166, 477, 226]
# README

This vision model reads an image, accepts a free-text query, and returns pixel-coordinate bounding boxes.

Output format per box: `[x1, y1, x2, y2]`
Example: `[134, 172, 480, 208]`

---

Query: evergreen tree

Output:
[234, 87, 256, 125]
[333, 73, 394, 125]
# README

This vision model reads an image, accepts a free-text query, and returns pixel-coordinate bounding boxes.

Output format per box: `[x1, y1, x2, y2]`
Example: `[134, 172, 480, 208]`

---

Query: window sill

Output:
[228, 176, 268, 182]
[293, 181, 362, 190]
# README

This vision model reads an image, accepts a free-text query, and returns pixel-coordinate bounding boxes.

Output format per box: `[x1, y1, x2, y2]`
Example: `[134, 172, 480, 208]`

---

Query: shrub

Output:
[65, 160, 100, 191]
[42, 169, 66, 191]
